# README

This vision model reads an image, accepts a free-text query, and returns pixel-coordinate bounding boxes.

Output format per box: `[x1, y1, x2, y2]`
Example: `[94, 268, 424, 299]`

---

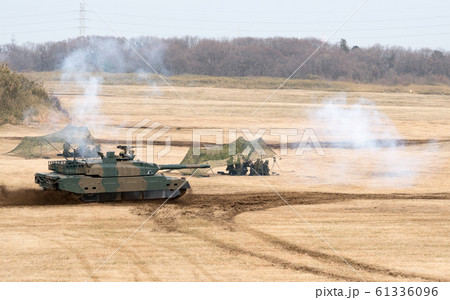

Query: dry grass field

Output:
[0, 76, 449, 281]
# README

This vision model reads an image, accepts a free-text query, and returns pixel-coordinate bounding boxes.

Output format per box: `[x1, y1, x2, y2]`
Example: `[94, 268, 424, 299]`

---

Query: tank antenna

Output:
[43, 139, 69, 161]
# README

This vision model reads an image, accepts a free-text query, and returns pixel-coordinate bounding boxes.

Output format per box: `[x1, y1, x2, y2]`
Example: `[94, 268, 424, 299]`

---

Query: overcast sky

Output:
[1, 0, 450, 50]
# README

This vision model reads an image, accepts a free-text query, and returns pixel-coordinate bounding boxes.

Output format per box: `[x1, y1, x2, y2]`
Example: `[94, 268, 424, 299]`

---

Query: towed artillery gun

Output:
[35, 145, 210, 202]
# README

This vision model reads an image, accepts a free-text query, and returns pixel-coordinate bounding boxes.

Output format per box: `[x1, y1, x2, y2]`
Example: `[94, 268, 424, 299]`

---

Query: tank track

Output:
[80, 189, 187, 202]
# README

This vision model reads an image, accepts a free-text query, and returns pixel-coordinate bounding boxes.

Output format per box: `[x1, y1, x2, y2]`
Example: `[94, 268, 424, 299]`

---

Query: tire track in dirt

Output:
[134, 191, 450, 223]
[4, 190, 448, 281]
[139, 192, 450, 282]
[150, 241, 218, 281]
[32, 230, 160, 281]
[241, 227, 447, 282]
[171, 227, 359, 281]
[150, 211, 221, 280]
[161, 192, 356, 222]
[148, 208, 358, 280]
[74, 232, 161, 282]
[28, 232, 94, 279]
[64, 213, 213, 281]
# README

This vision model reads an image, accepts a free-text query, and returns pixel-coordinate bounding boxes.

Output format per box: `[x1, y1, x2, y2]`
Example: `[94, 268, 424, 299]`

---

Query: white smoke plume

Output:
[58, 39, 127, 149]
[300, 95, 438, 188]
[61, 47, 105, 130]
[57, 37, 168, 150]
[137, 69, 161, 97]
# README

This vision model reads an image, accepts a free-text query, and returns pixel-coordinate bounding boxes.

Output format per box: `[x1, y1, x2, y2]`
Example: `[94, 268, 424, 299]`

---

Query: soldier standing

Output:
[249, 161, 256, 176]
[62, 142, 71, 157]
[73, 148, 80, 158]
[263, 160, 270, 175]
[241, 160, 249, 175]
[254, 158, 262, 175]
[235, 156, 241, 175]
[226, 157, 235, 175]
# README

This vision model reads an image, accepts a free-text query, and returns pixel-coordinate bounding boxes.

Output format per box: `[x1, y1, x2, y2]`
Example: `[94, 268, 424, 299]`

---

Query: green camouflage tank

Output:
[34, 146, 210, 202]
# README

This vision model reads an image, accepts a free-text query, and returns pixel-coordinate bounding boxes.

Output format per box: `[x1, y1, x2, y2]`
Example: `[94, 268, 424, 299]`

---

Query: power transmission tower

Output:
[79, 2, 86, 37]
[10, 34, 16, 49]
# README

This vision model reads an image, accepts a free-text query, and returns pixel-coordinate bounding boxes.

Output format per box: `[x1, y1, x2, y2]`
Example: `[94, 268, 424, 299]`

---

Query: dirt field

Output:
[0, 79, 449, 281]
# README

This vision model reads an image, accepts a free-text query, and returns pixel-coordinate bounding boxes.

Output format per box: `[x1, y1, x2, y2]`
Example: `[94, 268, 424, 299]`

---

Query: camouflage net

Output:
[9, 124, 98, 158]
[179, 136, 276, 175]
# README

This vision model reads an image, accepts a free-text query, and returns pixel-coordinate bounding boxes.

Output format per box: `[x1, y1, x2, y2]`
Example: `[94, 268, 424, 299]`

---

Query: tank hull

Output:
[35, 172, 190, 202]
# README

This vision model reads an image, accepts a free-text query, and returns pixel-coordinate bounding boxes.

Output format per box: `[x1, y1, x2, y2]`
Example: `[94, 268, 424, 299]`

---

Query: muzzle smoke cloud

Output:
[301, 95, 438, 188]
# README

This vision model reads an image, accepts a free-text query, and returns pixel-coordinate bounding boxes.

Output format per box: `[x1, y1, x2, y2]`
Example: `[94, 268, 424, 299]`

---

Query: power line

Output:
[86, 19, 450, 34]
[93, 12, 450, 26]
[2, 16, 447, 36]
[88, 3, 450, 20]
[0, 27, 76, 36]
[356, 31, 450, 39]
[2, 17, 448, 34]
[0, 10, 74, 19]
[0, 19, 78, 28]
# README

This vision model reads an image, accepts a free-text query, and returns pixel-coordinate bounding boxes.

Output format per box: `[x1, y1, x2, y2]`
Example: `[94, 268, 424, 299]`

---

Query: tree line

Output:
[0, 36, 448, 85]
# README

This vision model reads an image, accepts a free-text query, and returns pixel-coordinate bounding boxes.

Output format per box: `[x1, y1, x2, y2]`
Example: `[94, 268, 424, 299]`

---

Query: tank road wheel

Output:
[81, 193, 100, 203]
[121, 191, 143, 201]
[98, 193, 120, 202]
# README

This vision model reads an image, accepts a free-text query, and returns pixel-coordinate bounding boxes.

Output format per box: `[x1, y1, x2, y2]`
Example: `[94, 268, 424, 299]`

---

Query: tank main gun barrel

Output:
[158, 164, 210, 170]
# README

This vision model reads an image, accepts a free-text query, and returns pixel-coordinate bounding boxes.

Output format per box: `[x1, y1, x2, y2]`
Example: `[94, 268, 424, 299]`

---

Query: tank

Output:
[34, 146, 210, 202]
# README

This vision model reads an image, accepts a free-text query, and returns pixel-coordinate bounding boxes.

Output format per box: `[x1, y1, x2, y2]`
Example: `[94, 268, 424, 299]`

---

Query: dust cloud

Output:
[0, 185, 81, 206]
